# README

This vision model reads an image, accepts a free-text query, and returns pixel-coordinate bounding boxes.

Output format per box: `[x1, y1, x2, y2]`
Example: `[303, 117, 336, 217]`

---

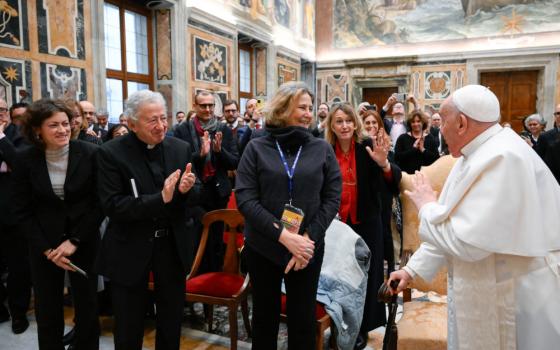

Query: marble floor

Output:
[0, 304, 389, 350]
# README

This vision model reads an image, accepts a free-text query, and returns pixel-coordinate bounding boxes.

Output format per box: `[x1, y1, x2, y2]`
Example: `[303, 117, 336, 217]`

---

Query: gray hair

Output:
[124, 90, 167, 122]
[524, 113, 545, 128]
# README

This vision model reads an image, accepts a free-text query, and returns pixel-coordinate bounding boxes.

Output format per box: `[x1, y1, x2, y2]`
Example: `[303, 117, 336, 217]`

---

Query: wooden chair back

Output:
[189, 209, 245, 278]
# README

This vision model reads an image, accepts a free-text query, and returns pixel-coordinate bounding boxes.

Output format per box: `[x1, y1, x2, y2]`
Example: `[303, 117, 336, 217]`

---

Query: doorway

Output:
[480, 70, 538, 133]
[363, 87, 398, 114]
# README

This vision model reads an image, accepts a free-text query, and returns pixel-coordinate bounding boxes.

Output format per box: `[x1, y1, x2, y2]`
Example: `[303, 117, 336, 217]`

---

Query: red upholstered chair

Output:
[279, 294, 337, 350]
[186, 209, 251, 350]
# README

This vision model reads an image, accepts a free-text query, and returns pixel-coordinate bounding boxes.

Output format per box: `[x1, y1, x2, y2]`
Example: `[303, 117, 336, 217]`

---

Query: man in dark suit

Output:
[93, 109, 116, 142]
[429, 112, 449, 155]
[535, 104, 560, 160]
[173, 90, 239, 272]
[96, 90, 200, 350]
[238, 98, 262, 154]
[79, 100, 104, 143]
[0, 98, 31, 334]
[222, 99, 243, 144]
[311, 102, 329, 138]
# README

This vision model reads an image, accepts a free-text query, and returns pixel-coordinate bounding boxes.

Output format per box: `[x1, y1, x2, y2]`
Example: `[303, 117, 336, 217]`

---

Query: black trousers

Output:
[348, 217, 387, 332]
[198, 183, 230, 272]
[29, 241, 99, 350]
[111, 234, 185, 350]
[244, 244, 324, 350]
[0, 223, 31, 319]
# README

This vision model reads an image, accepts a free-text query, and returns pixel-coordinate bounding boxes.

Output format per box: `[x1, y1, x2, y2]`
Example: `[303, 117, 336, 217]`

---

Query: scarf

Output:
[192, 116, 217, 181]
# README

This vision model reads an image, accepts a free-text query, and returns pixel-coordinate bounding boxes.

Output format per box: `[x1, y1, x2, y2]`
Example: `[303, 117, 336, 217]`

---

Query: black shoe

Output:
[63, 327, 76, 346]
[0, 306, 9, 323]
[11, 317, 29, 334]
[354, 331, 368, 350]
[67, 344, 76, 350]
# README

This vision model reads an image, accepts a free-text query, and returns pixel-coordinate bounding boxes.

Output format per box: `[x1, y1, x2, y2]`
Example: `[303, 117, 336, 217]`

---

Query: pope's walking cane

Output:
[377, 280, 399, 350]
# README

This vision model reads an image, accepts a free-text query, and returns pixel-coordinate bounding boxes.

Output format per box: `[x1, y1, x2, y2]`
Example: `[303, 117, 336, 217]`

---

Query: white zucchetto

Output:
[452, 85, 501, 123]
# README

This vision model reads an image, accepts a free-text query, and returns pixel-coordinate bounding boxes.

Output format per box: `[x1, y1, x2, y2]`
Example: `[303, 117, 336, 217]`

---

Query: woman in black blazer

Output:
[325, 102, 402, 349]
[12, 99, 102, 349]
[394, 110, 439, 174]
[236, 82, 341, 349]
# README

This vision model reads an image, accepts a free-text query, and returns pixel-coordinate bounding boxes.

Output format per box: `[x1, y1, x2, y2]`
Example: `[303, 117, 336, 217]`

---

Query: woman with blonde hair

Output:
[236, 81, 341, 349]
[324, 102, 401, 349]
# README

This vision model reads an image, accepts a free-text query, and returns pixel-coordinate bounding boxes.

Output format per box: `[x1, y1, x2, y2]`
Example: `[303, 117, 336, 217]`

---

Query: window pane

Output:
[239, 49, 251, 93]
[240, 97, 248, 116]
[125, 10, 149, 74]
[104, 3, 122, 71]
[106, 78, 124, 123]
[127, 81, 150, 96]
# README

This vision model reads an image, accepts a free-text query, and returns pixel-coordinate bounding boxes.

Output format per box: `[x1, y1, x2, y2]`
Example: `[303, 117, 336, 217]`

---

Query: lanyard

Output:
[275, 141, 302, 203]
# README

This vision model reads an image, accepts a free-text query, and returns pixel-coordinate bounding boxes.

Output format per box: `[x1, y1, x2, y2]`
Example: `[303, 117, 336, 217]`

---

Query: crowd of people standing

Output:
[0, 81, 559, 350]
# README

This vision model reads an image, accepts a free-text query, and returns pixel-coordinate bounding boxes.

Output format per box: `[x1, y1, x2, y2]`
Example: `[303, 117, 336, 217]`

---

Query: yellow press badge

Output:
[281, 204, 305, 234]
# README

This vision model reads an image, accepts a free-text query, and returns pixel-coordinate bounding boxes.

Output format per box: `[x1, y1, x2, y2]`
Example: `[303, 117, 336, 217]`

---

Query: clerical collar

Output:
[147, 144, 156, 149]
[461, 123, 502, 158]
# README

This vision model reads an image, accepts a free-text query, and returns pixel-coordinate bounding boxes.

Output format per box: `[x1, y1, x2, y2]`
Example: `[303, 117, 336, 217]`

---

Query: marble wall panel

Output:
[40, 62, 86, 100]
[255, 47, 267, 96]
[156, 9, 172, 80]
[187, 25, 234, 107]
[0, 57, 31, 104]
[0, 0, 29, 50]
[37, 0, 85, 59]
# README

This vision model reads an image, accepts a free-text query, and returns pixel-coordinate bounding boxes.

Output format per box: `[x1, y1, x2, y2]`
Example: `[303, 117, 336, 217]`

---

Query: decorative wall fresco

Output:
[37, 0, 85, 58]
[40, 63, 86, 100]
[238, 0, 269, 19]
[0, 57, 31, 105]
[333, 0, 560, 48]
[193, 36, 228, 85]
[0, 0, 28, 50]
[156, 9, 172, 80]
[274, 0, 291, 27]
[302, 0, 314, 40]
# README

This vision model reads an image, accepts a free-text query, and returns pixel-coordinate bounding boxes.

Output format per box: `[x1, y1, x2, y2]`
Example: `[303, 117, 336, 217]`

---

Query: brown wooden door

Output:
[363, 87, 398, 113]
[480, 70, 538, 132]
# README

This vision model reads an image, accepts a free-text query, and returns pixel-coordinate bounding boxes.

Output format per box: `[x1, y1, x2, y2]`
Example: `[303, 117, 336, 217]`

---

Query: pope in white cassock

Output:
[388, 85, 560, 349]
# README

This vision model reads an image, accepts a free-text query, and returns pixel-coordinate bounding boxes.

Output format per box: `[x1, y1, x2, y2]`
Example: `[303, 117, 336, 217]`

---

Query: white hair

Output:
[124, 90, 166, 122]
[524, 113, 545, 128]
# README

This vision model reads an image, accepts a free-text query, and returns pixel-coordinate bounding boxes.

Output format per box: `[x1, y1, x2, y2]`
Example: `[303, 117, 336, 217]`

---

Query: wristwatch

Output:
[69, 237, 81, 247]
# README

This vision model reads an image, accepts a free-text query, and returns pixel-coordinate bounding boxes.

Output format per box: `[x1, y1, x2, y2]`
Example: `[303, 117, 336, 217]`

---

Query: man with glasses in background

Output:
[174, 90, 239, 272]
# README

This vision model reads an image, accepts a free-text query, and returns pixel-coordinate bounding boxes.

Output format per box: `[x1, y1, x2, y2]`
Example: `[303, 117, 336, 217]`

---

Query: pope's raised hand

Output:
[178, 163, 196, 194]
[404, 171, 437, 212]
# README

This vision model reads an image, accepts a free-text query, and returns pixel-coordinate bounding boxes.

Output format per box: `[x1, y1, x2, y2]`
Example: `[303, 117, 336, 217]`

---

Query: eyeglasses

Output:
[198, 104, 215, 109]
[0, 107, 8, 113]
[224, 109, 237, 114]
[554, 112, 560, 116]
